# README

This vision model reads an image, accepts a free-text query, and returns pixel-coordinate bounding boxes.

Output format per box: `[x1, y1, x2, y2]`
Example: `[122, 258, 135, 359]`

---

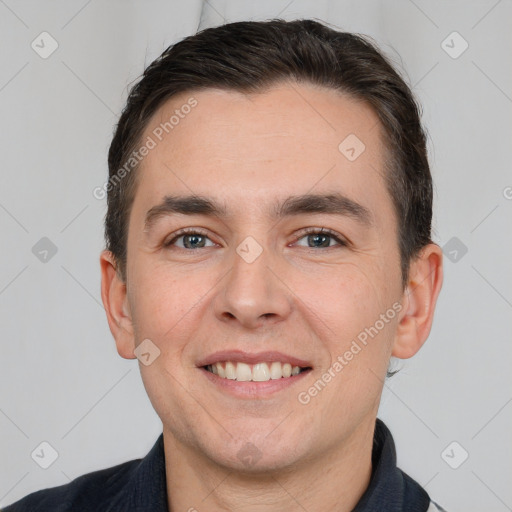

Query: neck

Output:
[163, 417, 375, 512]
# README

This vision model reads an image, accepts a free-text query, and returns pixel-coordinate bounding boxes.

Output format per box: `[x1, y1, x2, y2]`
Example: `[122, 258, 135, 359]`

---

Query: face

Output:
[110, 82, 411, 472]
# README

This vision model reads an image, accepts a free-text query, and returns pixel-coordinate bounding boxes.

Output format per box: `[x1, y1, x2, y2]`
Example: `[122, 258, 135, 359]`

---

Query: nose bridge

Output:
[214, 234, 292, 328]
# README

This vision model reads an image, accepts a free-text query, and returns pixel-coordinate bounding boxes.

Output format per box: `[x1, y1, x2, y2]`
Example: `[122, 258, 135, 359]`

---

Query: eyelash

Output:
[164, 227, 347, 250]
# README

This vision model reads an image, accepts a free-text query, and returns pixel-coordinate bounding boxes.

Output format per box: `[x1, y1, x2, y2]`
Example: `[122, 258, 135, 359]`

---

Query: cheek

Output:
[296, 260, 398, 384]
[308, 266, 397, 416]
[128, 260, 208, 343]
[296, 262, 389, 335]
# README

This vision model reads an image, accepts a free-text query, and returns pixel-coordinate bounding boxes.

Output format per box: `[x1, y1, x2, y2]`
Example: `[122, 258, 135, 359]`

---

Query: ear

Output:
[392, 243, 443, 359]
[100, 250, 137, 359]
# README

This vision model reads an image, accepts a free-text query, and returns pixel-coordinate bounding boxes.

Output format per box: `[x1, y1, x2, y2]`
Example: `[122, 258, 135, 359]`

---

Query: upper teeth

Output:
[207, 361, 304, 381]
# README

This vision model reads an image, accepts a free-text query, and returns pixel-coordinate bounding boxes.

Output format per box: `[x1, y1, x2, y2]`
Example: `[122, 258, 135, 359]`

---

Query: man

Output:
[4, 19, 446, 512]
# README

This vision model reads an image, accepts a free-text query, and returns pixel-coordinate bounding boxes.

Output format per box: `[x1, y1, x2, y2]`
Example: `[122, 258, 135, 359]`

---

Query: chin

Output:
[198, 429, 310, 475]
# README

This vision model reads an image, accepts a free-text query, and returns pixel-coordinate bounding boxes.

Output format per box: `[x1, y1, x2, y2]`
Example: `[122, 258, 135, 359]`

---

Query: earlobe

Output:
[100, 250, 137, 360]
[392, 244, 443, 359]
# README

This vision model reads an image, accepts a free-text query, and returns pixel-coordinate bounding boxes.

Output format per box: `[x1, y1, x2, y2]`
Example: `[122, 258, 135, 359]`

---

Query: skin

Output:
[100, 81, 443, 512]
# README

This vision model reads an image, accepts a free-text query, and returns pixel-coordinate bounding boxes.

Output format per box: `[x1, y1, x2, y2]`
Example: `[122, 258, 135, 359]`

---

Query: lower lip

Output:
[199, 367, 312, 399]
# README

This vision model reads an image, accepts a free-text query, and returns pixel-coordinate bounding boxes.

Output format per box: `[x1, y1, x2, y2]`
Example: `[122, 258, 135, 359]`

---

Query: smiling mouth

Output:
[203, 361, 312, 382]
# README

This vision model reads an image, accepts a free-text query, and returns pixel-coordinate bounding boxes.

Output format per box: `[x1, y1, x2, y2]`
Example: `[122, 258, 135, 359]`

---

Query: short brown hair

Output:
[106, 18, 433, 288]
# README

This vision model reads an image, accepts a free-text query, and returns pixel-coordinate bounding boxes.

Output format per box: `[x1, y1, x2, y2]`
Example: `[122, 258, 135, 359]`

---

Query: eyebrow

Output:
[144, 192, 374, 231]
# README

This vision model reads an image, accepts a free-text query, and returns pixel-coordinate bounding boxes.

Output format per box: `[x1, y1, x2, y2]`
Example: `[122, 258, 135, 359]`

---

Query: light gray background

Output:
[0, 1, 511, 510]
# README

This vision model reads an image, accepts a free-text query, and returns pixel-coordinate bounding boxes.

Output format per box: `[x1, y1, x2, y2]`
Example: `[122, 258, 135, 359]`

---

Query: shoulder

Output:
[1, 458, 141, 512]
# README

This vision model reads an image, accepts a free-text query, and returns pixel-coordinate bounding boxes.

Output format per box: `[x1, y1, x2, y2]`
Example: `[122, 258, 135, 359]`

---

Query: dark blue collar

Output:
[103, 432, 169, 511]
[352, 418, 431, 511]
[106, 418, 430, 511]
[3, 419, 431, 512]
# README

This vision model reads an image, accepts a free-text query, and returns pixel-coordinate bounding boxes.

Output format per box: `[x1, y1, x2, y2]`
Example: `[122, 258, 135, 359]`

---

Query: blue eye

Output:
[164, 229, 215, 249]
[164, 227, 347, 250]
[294, 228, 347, 249]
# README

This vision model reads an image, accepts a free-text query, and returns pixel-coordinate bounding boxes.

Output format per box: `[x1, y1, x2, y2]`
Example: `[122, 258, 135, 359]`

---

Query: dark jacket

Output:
[3, 419, 447, 511]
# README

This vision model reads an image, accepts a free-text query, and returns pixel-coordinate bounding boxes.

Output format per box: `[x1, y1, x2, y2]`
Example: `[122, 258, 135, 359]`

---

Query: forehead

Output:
[133, 82, 391, 224]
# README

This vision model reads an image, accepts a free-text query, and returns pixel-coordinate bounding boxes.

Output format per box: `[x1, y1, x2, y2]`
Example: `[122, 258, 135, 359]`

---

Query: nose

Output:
[213, 239, 293, 330]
